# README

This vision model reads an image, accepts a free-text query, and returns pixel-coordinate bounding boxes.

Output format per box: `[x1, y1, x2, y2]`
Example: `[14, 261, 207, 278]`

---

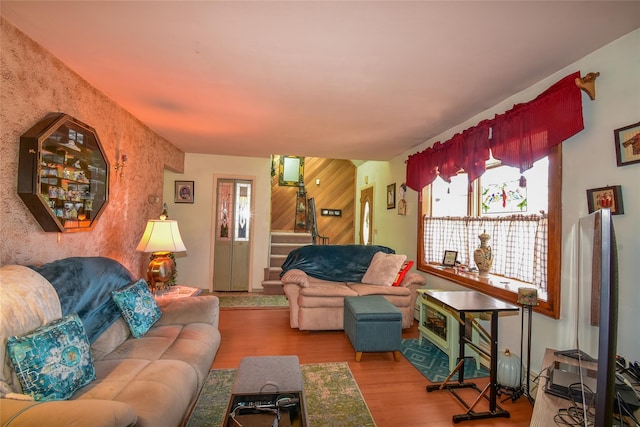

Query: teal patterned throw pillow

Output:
[7, 313, 96, 401]
[112, 279, 162, 338]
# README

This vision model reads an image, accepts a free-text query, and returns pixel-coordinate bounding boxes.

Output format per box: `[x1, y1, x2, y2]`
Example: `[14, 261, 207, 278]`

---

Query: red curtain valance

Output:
[406, 72, 584, 191]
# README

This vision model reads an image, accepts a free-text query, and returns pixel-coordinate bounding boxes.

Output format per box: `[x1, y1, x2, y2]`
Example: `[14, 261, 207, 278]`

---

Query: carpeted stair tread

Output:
[261, 280, 285, 295]
[270, 254, 287, 267]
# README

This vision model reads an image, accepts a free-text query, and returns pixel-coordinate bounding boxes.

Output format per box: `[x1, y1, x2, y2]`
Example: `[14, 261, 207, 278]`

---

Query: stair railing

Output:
[308, 198, 329, 245]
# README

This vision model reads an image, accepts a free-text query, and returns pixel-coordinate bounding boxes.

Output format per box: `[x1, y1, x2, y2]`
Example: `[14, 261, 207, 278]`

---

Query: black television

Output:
[557, 208, 618, 426]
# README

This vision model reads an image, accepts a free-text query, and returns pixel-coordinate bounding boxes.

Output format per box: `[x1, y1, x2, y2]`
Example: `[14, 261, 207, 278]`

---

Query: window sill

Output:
[419, 263, 554, 318]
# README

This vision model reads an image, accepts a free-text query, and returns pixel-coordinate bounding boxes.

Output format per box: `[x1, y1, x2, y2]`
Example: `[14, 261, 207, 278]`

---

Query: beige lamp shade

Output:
[136, 220, 187, 253]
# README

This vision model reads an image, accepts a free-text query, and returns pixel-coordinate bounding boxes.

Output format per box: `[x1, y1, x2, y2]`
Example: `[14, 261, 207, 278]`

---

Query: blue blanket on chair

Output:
[280, 244, 395, 282]
[33, 257, 134, 343]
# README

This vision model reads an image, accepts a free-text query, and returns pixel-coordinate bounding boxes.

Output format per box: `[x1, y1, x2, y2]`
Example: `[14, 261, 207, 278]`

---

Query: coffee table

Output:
[223, 356, 308, 427]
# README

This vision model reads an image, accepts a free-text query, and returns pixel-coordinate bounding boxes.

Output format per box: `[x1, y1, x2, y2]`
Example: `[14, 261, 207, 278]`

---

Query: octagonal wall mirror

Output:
[18, 113, 110, 232]
[278, 155, 304, 186]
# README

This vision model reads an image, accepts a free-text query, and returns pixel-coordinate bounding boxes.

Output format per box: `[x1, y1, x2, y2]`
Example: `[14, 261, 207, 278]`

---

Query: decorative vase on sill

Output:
[474, 230, 493, 277]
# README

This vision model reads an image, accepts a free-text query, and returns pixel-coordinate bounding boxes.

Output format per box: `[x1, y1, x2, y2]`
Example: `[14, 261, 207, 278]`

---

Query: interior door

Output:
[359, 186, 374, 245]
[213, 179, 252, 291]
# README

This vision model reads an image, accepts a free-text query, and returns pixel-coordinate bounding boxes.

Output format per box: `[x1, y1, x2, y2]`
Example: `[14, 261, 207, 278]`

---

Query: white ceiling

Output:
[2, 1, 639, 161]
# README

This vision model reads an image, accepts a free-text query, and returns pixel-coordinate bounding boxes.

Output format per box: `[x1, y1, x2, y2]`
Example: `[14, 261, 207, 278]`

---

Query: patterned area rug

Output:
[216, 294, 289, 309]
[401, 338, 489, 383]
[187, 362, 375, 427]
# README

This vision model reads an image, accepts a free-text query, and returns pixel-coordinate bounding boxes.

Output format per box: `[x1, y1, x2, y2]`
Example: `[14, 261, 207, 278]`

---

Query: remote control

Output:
[237, 401, 275, 408]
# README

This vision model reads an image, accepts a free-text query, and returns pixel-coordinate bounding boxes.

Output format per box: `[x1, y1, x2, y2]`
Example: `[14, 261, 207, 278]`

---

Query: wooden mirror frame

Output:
[278, 155, 305, 186]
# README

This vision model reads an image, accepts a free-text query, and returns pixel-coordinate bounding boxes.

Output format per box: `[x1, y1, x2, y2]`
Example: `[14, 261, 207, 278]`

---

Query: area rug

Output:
[216, 294, 289, 309]
[401, 338, 489, 383]
[187, 362, 376, 427]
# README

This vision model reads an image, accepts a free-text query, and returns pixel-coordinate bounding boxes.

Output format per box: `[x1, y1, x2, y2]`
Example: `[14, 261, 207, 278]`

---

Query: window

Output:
[418, 146, 561, 318]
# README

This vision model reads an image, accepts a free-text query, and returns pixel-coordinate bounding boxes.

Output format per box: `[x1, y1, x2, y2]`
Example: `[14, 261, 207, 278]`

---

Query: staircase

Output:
[262, 232, 312, 295]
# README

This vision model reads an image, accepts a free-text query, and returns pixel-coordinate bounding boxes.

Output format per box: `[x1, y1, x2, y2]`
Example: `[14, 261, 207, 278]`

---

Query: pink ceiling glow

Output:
[2, 1, 639, 160]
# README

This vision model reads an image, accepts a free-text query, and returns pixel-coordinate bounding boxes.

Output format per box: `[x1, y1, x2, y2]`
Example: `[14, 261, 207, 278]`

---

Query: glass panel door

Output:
[213, 178, 252, 291]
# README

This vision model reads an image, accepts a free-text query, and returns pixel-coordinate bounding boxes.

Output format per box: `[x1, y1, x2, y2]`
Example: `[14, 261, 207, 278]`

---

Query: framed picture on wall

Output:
[614, 121, 640, 166]
[586, 185, 624, 215]
[175, 181, 194, 203]
[387, 183, 396, 209]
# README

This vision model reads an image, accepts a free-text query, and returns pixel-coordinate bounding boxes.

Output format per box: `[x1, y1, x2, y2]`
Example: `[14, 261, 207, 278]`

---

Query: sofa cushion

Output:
[299, 284, 358, 298]
[111, 279, 162, 338]
[77, 320, 220, 426]
[7, 313, 96, 401]
[90, 318, 131, 362]
[361, 252, 407, 286]
[347, 283, 412, 297]
[0, 265, 62, 396]
[0, 398, 138, 427]
[75, 358, 197, 427]
[99, 323, 219, 388]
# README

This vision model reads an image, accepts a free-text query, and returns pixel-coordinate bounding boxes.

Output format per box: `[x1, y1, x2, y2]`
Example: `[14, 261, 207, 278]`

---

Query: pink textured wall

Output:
[0, 19, 184, 277]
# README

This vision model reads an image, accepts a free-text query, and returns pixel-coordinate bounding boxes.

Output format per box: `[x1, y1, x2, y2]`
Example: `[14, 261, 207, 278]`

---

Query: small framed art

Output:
[586, 185, 624, 215]
[175, 181, 194, 203]
[614, 121, 640, 167]
[387, 183, 396, 209]
[442, 250, 458, 267]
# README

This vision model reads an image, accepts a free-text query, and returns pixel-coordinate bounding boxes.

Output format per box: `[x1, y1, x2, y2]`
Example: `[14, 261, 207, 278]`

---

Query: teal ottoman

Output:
[344, 295, 402, 362]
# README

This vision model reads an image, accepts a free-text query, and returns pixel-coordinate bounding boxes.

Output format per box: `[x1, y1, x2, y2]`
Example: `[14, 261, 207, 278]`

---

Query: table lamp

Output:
[136, 219, 187, 291]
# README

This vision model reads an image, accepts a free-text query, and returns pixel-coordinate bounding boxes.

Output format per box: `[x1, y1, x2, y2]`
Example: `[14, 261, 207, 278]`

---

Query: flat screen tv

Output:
[556, 208, 618, 426]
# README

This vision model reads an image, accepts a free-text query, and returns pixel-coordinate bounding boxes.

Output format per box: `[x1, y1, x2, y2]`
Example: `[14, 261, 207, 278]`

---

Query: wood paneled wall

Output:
[270, 156, 355, 245]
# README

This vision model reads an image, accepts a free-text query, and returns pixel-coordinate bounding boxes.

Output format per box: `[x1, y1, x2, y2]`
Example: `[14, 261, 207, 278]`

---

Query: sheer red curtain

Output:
[491, 72, 584, 172]
[406, 72, 583, 191]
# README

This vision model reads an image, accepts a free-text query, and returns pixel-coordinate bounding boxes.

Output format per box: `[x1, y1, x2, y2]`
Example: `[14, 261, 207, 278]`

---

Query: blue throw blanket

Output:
[280, 244, 395, 282]
[33, 257, 134, 343]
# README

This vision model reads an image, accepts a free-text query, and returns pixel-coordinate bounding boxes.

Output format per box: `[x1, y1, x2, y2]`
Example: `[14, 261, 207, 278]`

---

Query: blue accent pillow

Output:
[7, 313, 96, 401]
[111, 279, 162, 338]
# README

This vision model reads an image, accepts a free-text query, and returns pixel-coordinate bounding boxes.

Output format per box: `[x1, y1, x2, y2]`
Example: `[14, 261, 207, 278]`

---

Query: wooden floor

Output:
[213, 307, 534, 427]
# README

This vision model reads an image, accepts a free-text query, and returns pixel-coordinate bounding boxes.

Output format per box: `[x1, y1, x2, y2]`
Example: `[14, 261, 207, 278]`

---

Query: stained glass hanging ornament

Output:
[519, 175, 527, 188]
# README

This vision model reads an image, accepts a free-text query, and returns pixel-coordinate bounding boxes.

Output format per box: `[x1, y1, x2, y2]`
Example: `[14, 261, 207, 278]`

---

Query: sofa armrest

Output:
[399, 272, 426, 288]
[155, 295, 220, 328]
[280, 269, 310, 287]
[399, 273, 426, 321]
[0, 398, 137, 427]
[282, 284, 302, 329]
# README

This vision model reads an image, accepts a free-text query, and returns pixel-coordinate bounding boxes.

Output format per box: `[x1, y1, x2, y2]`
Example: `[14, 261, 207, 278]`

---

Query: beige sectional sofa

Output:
[280, 245, 426, 331]
[0, 257, 220, 427]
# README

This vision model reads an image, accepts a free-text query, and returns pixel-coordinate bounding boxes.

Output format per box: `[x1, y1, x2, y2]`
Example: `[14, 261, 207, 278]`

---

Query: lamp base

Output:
[147, 251, 175, 292]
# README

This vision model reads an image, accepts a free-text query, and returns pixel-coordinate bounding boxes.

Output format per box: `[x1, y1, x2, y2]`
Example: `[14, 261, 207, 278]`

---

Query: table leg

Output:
[427, 309, 510, 422]
[489, 310, 499, 411]
[426, 311, 473, 393]
[458, 311, 466, 383]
